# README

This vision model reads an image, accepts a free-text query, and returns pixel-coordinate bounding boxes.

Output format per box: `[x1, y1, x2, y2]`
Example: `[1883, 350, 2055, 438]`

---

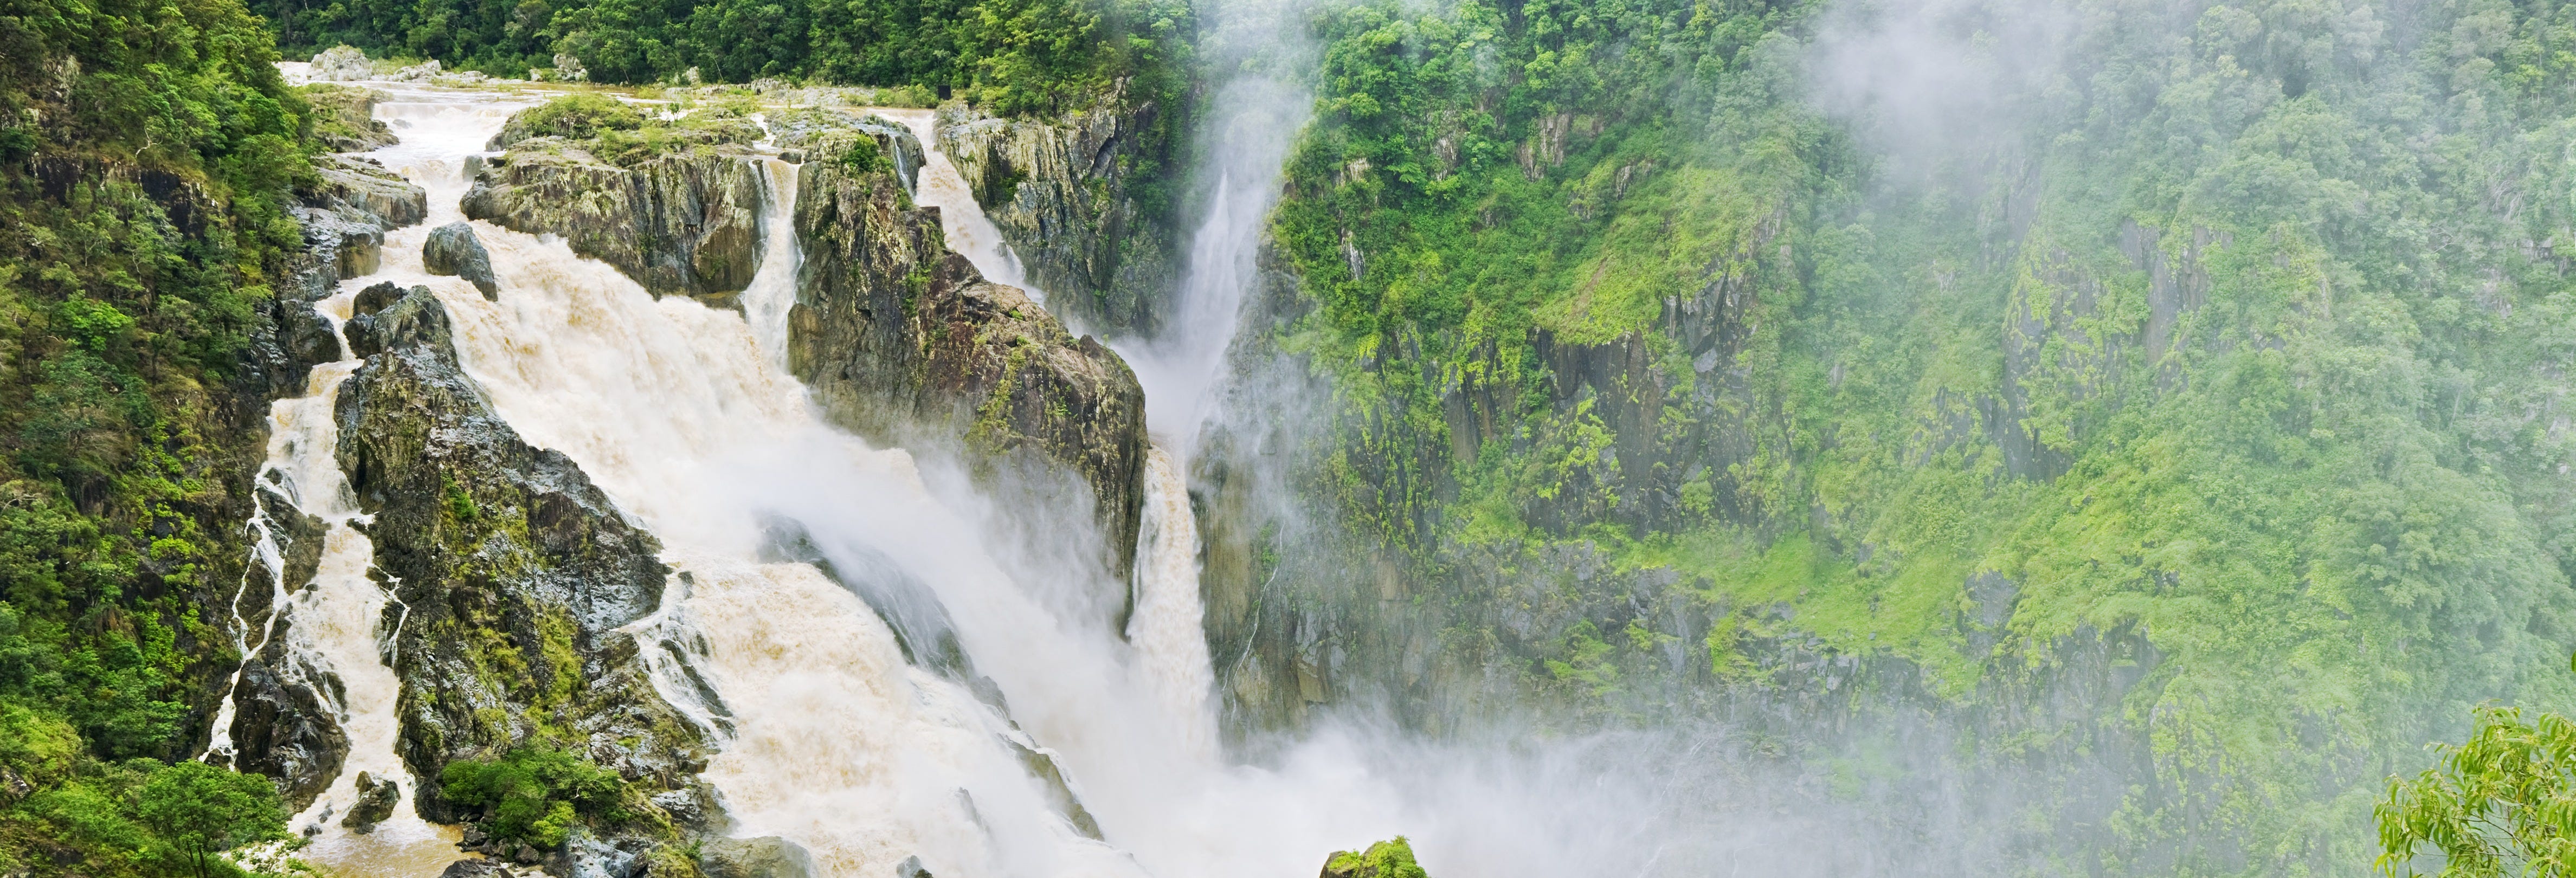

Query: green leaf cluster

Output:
[2378, 704, 2576, 877]
[440, 746, 628, 849]
[1322, 837, 1429, 878]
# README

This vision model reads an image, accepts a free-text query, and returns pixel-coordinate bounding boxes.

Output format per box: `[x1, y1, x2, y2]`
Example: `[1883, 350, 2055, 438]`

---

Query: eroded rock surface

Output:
[331, 287, 707, 823]
[424, 222, 499, 298]
[936, 92, 1177, 334]
[462, 136, 767, 305]
[787, 154, 1147, 580]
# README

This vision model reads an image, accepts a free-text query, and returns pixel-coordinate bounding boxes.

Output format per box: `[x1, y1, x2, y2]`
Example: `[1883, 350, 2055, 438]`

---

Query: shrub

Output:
[441, 746, 627, 848]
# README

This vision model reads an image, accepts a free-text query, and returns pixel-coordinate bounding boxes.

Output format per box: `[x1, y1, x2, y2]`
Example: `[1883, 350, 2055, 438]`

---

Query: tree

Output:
[2377, 683, 2576, 876]
[134, 760, 290, 878]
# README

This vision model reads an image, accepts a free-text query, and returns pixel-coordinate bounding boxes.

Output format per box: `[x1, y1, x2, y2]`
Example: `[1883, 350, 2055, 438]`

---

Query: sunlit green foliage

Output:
[2377, 703, 2576, 877]
[441, 746, 629, 849]
[0, 0, 341, 871]
[134, 760, 290, 878]
[1322, 837, 1429, 878]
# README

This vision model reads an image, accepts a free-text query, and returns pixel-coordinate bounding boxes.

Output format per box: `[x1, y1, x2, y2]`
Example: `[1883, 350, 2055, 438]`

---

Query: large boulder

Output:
[310, 46, 373, 81]
[332, 288, 709, 823]
[339, 771, 398, 831]
[787, 152, 1148, 589]
[424, 222, 498, 299]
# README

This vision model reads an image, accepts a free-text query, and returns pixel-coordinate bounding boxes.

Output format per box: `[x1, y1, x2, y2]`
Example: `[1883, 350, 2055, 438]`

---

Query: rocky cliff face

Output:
[462, 139, 769, 306]
[936, 90, 1178, 334]
[786, 151, 1150, 584]
[331, 287, 709, 820]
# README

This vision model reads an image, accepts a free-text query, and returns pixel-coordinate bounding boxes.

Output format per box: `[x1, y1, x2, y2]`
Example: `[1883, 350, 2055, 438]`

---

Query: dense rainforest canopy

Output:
[248, 0, 1192, 112]
[0, 0, 318, 868]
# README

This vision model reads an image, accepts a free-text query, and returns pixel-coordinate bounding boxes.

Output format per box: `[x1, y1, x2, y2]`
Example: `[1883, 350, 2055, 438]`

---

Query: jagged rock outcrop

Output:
[331, 288, 708, 824]
[424, 222, 499, 298]
[936, 91, 1178, 334]
[787, 154, 1148, 581]
[226, 634, 347, 809]
[462, 138, 768, 305]
[235, 153, 423, 404]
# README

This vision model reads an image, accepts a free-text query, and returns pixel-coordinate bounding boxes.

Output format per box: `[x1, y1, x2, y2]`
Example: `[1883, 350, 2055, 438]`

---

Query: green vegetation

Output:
[134, 761, 291, 878]
[1, 715, 289, 878]
[1259, 0, 2576, 870]
[1321, 837, 1429, 878]
[2376, 700, 2576, 877]
[493, 93, 769, 166]
[0, 0, 354, 871]
[440, 745, 629, 849]
[255, 0, 1192, 114]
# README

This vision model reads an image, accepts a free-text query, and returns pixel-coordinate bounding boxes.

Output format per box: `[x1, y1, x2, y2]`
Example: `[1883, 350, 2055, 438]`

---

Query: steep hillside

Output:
[0, 0, 375, 870]
[1195, 0, 2576, 871]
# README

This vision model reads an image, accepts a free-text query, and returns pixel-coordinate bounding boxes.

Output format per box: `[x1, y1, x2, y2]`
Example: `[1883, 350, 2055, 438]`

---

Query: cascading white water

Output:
[222, 93, 524, 877]
[415, 138, 1150, 876]
[236, 61, 1733, 878]
[1125, 449, 1218, 760]
[879, 109, 1035, 295]
[202, 481, 290, 764]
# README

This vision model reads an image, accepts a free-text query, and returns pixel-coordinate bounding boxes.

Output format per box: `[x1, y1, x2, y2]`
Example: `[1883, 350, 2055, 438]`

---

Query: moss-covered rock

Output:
[301, 83, 397, 151]
[786, 153, 1148, 586]
[462, 135, 769, 306]
[936, 88, 1178, 334]
[332, 288, 707, 836]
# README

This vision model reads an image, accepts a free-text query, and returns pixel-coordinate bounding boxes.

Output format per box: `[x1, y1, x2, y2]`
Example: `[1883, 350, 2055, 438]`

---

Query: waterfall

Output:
[880, 109, 1034, 295]
[240, 74, 1693, 878]
[234, 95, 529, 875]
[1126, 449, 1217, 759]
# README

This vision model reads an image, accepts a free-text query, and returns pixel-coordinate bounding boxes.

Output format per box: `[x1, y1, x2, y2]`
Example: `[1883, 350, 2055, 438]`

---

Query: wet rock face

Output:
[240, 154, 426, 403]
[226, 631, 347, 810]
[936, 93, 1177, 334]
[424, 222, 499, 298]
[462, 138, 767, 306]
[787, 160, 1148, 580]
[331, 288, 707, 821]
